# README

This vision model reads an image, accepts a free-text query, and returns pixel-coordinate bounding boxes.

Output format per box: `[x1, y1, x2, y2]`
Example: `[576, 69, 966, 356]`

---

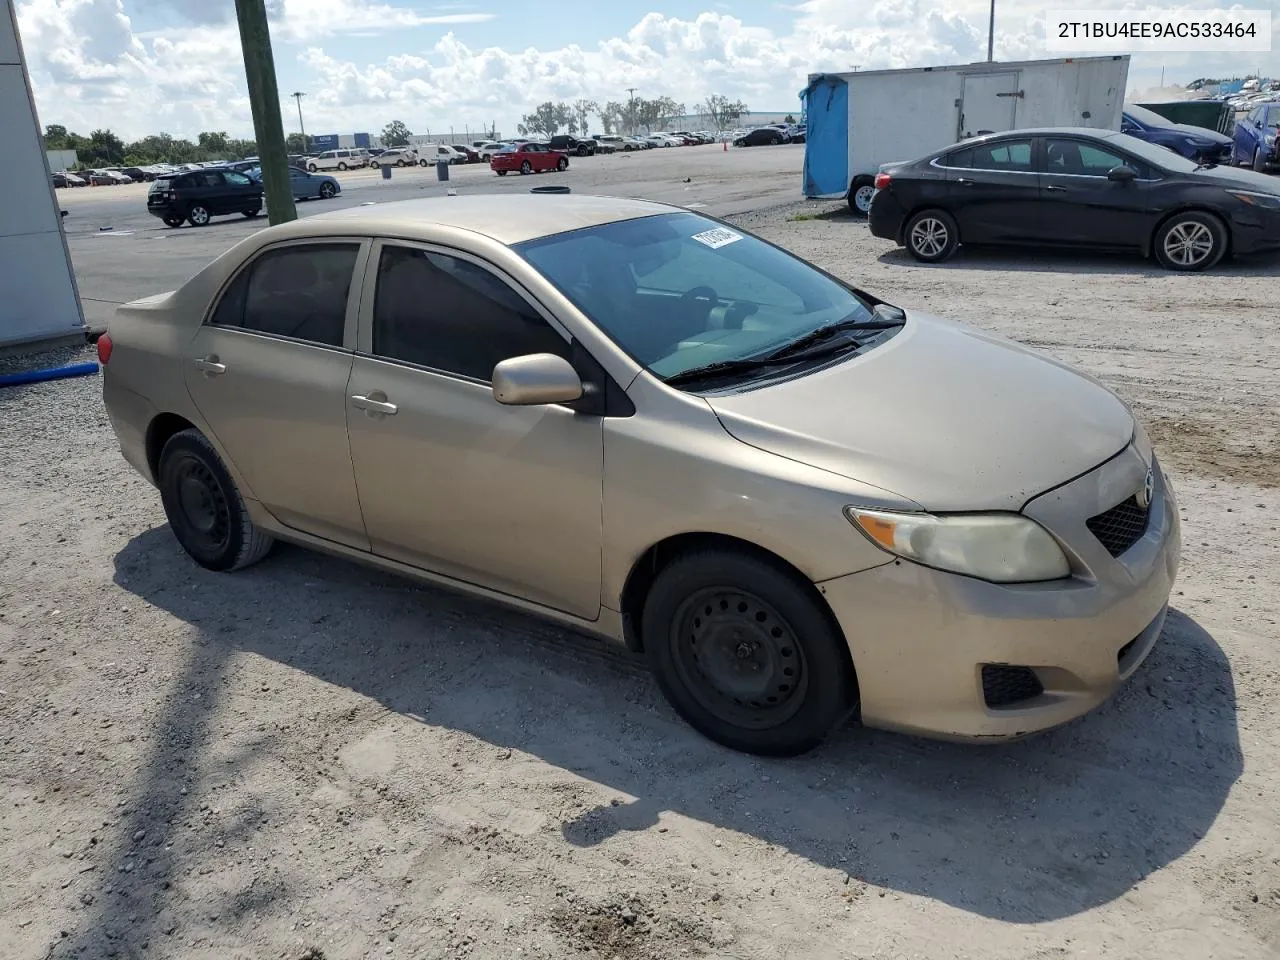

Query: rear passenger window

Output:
[209, 243, 359, 348]
[968, 139, 1034, 171]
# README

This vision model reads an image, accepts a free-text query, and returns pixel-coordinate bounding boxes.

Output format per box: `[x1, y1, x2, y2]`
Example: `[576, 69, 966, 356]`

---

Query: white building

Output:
[2, 0, 84, 352]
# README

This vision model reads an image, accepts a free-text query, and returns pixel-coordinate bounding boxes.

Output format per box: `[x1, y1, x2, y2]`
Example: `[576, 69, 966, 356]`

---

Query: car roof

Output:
[955, 126, 1127, 142]
[266, 193, 679, 246]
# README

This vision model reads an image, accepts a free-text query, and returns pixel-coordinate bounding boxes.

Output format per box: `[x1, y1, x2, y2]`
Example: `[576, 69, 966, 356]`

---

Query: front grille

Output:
[981, 665, 1044, 708]
[1086, 495, 1150, 557]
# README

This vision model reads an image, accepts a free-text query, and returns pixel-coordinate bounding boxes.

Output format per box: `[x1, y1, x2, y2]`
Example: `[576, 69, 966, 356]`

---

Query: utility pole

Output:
[627, 87, 636, 135]
[291, 91, 307, 153]
[234, 0, 296, 225]
[987, 0, 995, 61]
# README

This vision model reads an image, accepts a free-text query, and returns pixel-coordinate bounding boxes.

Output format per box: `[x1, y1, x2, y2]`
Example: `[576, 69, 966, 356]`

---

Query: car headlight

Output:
[844, 507, 1071, 583]
[1228, 189, 1280, 210]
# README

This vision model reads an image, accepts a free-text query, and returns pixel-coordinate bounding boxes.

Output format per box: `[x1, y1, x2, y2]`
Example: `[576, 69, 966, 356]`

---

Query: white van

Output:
[306, 149, 368, 172]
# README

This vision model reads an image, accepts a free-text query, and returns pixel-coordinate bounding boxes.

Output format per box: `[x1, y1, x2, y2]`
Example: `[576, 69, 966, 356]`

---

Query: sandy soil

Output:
[2, 200, 1280, 960]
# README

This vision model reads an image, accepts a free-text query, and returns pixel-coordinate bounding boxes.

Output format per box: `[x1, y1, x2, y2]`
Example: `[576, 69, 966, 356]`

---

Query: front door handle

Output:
[350, 394, 398, 416]
[193, 356, 226, 375]
[1044, 184, 1067, 192]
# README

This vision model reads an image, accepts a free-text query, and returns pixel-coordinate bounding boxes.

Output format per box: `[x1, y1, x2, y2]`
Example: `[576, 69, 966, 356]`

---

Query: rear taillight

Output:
[167, 191, 176, 200]
[874, 173, 891, 190]
[96, 332, 113, 365]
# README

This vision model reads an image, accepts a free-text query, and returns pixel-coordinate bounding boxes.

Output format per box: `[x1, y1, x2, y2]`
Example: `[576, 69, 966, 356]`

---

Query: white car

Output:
[368, 148, 418, 167]
[307, 149, 368, 172]
[421, 144, 469, 165]
[472, 141, 503, 160]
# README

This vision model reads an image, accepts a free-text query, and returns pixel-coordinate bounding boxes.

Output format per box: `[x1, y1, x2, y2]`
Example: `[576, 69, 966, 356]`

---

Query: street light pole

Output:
[291, 91, 307, 153]
[627, 87, 636, 135]
[233, 0, 296, 224]
[987, 0, 995, 61]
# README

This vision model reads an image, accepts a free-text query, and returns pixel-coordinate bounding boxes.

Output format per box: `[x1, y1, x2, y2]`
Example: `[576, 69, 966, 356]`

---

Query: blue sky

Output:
[15, 0, 1280, 141]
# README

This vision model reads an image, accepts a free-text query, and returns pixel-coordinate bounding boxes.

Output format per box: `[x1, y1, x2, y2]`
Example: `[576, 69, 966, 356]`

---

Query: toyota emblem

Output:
[1136, 467, 1154, 509]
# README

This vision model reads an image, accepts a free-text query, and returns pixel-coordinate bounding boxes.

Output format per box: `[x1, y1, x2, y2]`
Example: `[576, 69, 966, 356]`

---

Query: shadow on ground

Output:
[877, 244, 1280, 276]
[63, 527, 1242, 953]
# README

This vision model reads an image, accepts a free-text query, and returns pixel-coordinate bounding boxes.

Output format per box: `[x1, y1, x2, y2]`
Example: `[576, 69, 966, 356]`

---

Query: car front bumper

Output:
[817, 443, 1181, 741]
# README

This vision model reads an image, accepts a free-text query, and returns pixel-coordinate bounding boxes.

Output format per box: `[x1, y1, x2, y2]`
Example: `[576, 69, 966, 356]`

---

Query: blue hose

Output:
[0, 361, 100, 388]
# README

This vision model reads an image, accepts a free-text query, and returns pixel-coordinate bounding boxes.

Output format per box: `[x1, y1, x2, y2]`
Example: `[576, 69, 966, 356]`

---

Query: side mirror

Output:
[1107, 165, 1137, 182]
[492, 353, 583, 406]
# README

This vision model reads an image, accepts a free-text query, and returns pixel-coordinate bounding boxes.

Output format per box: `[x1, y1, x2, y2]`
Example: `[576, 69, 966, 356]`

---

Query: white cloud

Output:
[15, 0, 1280, 141]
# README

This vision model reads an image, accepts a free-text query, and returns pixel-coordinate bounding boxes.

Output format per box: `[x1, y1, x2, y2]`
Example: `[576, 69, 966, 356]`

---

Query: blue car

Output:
[1231, 101, 1280, 172]
[1120, 104, 1233, 165]
[245, 165, 341, 200]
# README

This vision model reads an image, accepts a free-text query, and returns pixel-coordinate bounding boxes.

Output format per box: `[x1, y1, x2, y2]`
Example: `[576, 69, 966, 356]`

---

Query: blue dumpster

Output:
[436, 161, 449, 182]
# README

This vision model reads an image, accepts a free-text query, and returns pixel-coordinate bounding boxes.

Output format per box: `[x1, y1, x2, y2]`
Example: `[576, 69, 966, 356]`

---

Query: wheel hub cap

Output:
[911, 218, 947, 256]
[1164, 222, 1212, 266]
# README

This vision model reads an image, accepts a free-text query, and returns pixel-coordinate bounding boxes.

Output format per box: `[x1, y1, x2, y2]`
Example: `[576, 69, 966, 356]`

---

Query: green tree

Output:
[784, 113, 796, 124]
[697, 94, 748, 131]
[197, 131, 230, 154]
[85, 129, 125, 165]
[633, 96, 684, 133]
[286, 132, 308, 153]
[44, 124, 71, 149]
[381, 120, 413, 147]
[571, 98, 598, 136]
[518, 101, 572, 137]
[599, 101, 624, 135]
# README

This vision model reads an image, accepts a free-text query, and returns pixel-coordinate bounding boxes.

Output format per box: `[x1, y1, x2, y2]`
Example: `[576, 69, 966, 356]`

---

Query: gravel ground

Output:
[2, 197, 1279, 960]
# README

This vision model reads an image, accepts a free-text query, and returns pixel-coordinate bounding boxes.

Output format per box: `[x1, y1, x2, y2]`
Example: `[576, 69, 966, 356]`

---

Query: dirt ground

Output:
[3, 197, 1280, 960]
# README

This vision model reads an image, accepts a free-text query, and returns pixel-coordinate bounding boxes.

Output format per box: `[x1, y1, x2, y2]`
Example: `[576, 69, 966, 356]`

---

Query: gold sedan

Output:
[99, 194, 1179, 756]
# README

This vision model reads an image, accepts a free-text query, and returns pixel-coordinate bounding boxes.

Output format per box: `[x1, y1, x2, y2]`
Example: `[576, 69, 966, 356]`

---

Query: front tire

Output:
[162, 215, 183, 228]
[157, 429, 274, 572]
[1153, 211, 1227, 271]
[319, 182, 336, 199]
[241, 208, 260, 218]
[641, 549, 857, 757]
[847, 175, 876, 217]
[307, 163, 318, 172]
[337, 162, 348, 171]
[1254, 146, 1268, 173]
[903, 208, 959, 263]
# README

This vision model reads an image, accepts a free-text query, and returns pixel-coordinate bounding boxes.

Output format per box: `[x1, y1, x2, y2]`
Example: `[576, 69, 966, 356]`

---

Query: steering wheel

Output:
[680, 285, 720, 317]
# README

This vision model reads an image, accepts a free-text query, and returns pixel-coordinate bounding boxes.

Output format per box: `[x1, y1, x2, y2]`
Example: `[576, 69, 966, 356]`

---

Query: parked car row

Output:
[733, 123, 808, 147]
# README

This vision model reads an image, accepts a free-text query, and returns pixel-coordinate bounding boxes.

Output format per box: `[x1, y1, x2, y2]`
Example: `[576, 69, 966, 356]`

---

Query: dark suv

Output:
[147, 168, 263, 227]
[548, 135, 597, 156]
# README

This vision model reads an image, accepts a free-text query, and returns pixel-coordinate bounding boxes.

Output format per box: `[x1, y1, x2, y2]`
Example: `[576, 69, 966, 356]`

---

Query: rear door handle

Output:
[350, 394, 398, 416]
[1044, 184, 1067, 192]
[956, 178, 977, 186]
[193, 357, 226, 375]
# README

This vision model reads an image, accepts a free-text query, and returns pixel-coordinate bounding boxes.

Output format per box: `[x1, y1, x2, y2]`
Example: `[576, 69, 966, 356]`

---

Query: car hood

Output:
[1159, 121, 1233, 144]
[705, 311, 1134, 512]
[1188, 162, 1280, 192]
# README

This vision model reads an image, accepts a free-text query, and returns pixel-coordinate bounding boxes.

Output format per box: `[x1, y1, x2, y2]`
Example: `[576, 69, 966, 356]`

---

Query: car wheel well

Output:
[618, 532, 849, 660]
[1147, 207, 1232, 258]
[145, 413, 198, 483]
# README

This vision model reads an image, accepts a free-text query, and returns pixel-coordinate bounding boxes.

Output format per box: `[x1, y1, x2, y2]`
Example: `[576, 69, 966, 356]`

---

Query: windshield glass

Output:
[1124, 104, 1171, 127]
[1109, 132, 1202, 172]
[514, 212, 878, 380]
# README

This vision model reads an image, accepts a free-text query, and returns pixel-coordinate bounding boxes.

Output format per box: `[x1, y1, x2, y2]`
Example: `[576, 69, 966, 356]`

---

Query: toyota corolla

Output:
[98, 194, 1180, 756]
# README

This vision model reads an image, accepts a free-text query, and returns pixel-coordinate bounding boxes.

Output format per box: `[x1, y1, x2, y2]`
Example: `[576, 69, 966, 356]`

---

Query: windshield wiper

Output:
[760, 304, 906, 362]
[662, 305, 906, 389]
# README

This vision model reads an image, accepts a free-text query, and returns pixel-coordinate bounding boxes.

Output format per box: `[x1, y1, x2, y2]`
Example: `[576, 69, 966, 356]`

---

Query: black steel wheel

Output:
[158, 429, 273, 572]
[642, 549, 857, 756]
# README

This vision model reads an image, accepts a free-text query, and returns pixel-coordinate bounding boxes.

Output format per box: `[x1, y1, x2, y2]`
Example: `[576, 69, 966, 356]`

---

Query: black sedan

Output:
[869, 127, 1280, 271]
[734, 127, 787, 147]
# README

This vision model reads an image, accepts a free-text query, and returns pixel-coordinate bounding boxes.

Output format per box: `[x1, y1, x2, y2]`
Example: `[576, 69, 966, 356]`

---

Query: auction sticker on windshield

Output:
[691, 227, 743, 249]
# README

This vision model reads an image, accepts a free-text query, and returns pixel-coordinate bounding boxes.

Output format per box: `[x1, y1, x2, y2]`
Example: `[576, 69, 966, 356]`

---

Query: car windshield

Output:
[1108, 132, 1202, 172]
[514, 212, 880, 381]
[1124, 104, 1171, 127]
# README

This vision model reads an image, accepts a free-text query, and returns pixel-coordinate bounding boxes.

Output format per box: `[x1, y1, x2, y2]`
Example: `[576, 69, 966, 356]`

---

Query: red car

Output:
[490, 142, 570, 176]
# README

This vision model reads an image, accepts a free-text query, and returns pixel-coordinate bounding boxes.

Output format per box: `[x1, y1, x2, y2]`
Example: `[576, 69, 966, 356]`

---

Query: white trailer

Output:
[801, 55, 1130, 216]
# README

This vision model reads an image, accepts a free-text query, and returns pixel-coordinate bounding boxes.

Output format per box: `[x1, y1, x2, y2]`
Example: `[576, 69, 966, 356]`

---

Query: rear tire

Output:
[307, 163, 318, 172]
[496, 170, 508, 176]
[641, 549, 857, 757]
[520, 160, 532, 175]
[847, 175, 876, 218]
[186, 204, 211, 227]
[157, 429, 274, 572]
[1153, 211, 1227, 271]
[903, 208, 959, 263]
[241, 208, 260, 218]
[1254, 146, 1268, 173]
[557, 157, 569, 171]
[337, 162, 348, 171]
